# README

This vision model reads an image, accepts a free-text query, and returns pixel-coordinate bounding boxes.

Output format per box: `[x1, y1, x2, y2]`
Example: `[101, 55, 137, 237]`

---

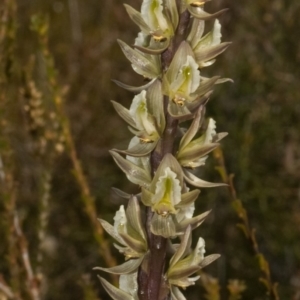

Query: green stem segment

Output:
[137, 7, 191, 300]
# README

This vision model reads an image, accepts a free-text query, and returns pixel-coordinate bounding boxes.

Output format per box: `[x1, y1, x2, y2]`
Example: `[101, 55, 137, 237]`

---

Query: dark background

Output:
[0, 0, 300, 299]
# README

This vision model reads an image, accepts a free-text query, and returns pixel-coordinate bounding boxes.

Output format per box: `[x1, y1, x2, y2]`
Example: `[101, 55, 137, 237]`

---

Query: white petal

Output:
[141, 0, 168, 31]
[192, 237, 206, 264]
[129, 90, 157, 136]
[212, 19, 222, 46]
[99, 277, 134, 300]
[129, 90, 147, 129]
[187, 275, 200, 283]
[176, 202, 195, 222]
[170, 55, 200, 97]
[186, 56, 201, 94]
[204, 118, 217, 144]
[126, 137, 141, 166]
[153, 167, 181, 207]
[119, 272, 138, 297]
[182, 156, 207, 168]
[135, 31, 147, 46]
[171, 286, 187, 300]
[126, 137, 151, 174]
[114, 205, 128, 234]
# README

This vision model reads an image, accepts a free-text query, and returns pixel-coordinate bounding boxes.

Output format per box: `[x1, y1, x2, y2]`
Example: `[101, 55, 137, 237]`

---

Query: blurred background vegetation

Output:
[0, 0, 300, 299]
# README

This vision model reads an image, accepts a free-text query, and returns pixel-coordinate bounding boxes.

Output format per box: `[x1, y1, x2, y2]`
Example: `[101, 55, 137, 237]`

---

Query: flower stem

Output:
[138, 7, 191, 299]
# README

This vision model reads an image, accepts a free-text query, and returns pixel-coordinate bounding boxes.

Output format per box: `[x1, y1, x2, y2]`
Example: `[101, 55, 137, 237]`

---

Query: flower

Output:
[162, 42, 219, 119]
[129, 90, 159, 142]
[152, 167, 182, 216]
[175, 107, 228, 188]
[141, 154, 210, 237]
[166, 226, 220, 297]
[169, 55, 201, 106]
[110, 83, 165, 175]
[164, 42, 200, 105]
[112, 81, 165, 147]
[97, 196, 148, 260]
[124, 0, 178, 53]
[98, 273, 139, 300]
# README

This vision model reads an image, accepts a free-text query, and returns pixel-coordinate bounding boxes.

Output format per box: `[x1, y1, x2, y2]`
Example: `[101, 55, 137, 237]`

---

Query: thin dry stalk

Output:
[214, 147, 279, 299]
[0, 276, 15, 299]
[63, 119, 118, 273]
[200, 272, 221, 300]
[30, 14, 117, 282]
[13, 213, 40, 300]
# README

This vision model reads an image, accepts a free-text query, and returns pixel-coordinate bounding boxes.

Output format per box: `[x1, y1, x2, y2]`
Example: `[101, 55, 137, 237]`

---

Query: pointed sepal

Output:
[110, 150, 151, 188]
[124, 4, 151, 33]
[150, 213, 177, 238]
[98, 276, 135, 300]
[94, 256, 144, 274]
[112, 78, 156, 93]
[118, 39, 161, 78]
[188, 7, 229, 21]
[113, 140, 157, 157]
[183, 169, 227, 188]
[195, 42, 231, 67]
[111, 101, 137, 129]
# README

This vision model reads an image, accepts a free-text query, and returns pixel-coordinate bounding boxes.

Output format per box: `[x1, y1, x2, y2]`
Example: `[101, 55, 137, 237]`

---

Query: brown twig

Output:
[13, 213, 40, 300]
[213, 147, 279, 299]
[0, 275, 16, 299]
[30, 15, 117, 283]
[62, 117, 118, 277]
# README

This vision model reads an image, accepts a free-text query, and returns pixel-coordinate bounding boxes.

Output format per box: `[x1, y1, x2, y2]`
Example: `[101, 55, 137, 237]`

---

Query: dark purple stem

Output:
[137, 7, 191, 300]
